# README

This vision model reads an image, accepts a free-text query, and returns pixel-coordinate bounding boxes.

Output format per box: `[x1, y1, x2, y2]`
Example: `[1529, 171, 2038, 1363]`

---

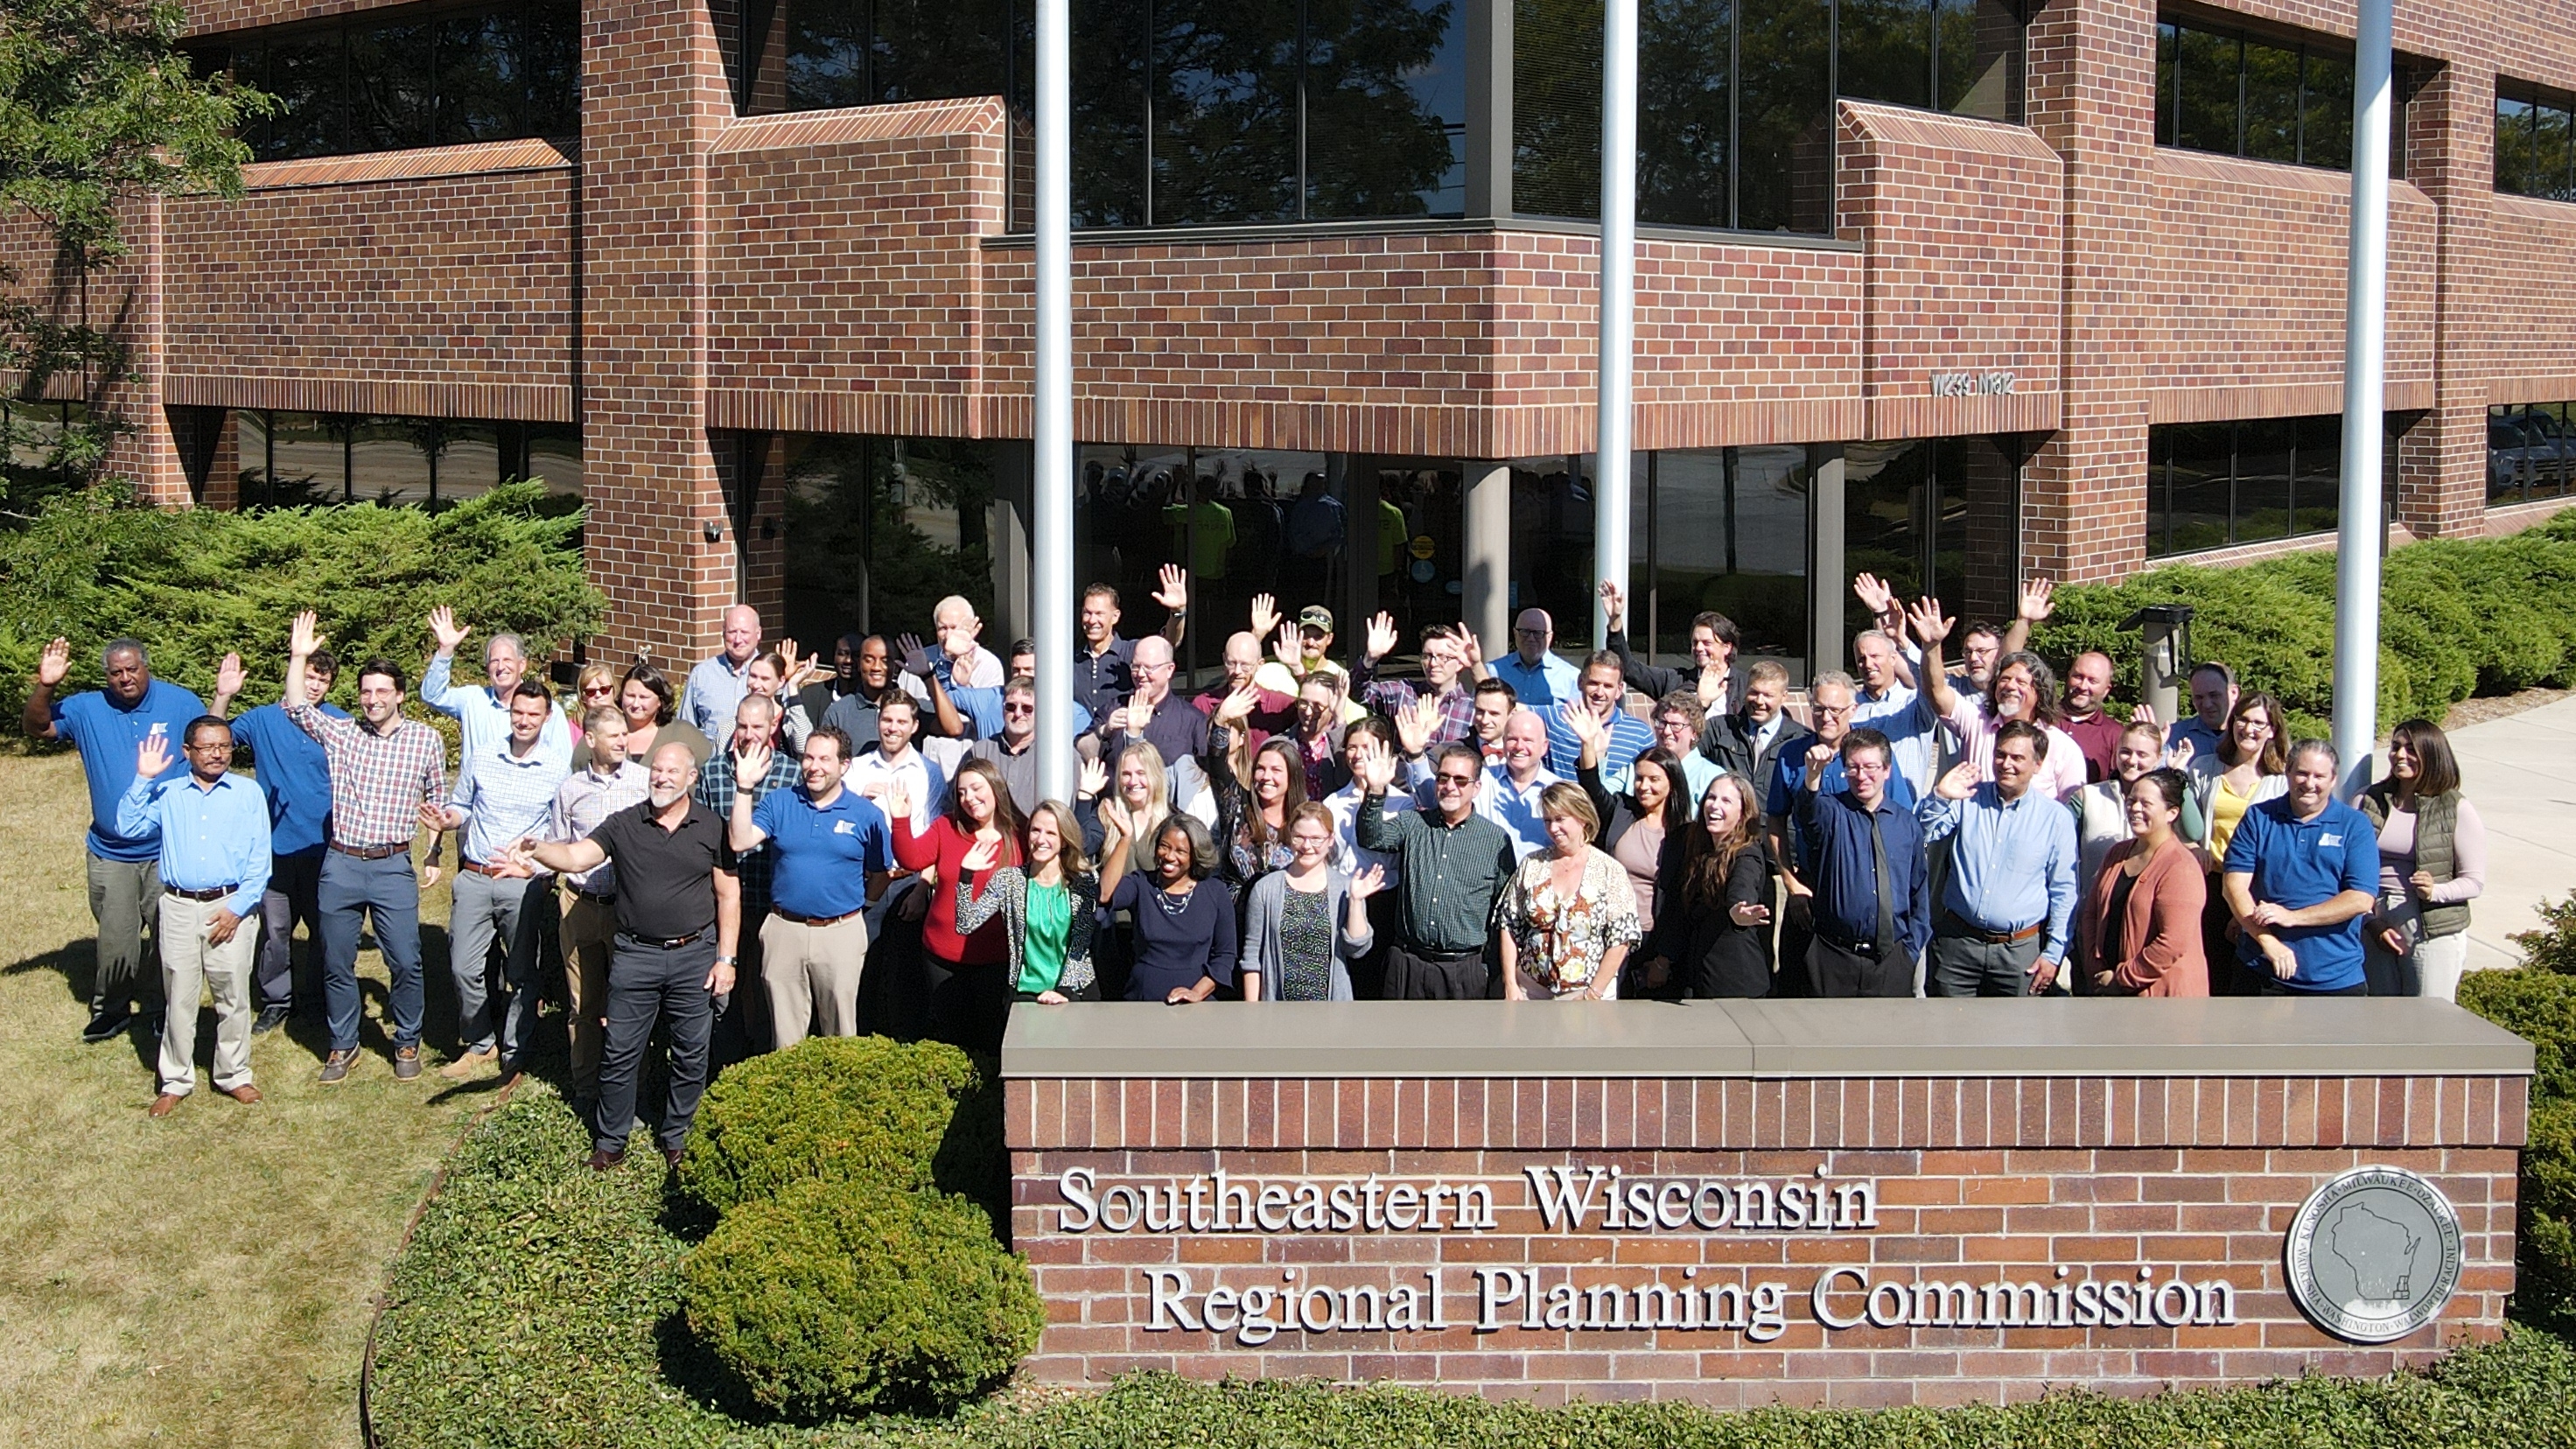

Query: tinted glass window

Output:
[2159, 15, 2387, 176]
[2173, 26, 2236, 154]
[1837, 0, 1931, 113]
[2146, 415, 2362, 555]
[1938, 0, 2020, 121]
[1306, 0, 1466, 218]
[1735, 0, 1831, 233]
[260, 32, 346, 161]
[228, 4, 578, 162]
[1636, 0, 1732, 228]
[1152, 0, 1302, 225]
[2239, 38, 2299, 164]
[2299, 46, 2351, 168]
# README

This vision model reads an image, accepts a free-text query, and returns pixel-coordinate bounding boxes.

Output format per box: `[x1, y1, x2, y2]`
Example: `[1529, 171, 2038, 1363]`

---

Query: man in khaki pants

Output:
[116, 719, 270, 1116]
[540, 709, 648, 1106]
[725, 725, 891, 1048]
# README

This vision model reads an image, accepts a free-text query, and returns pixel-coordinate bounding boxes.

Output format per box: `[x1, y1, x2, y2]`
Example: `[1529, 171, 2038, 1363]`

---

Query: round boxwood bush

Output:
[680, 1178, 1045, 1419]
[677, 1035, 998, 1215]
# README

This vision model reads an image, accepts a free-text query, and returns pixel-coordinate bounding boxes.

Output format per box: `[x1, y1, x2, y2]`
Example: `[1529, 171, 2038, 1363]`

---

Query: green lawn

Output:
[0, 750, 485, 1449]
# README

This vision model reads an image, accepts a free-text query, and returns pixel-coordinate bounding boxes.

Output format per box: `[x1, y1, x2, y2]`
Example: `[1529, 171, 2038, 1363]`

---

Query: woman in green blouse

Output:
[956, 797, 1102, 1004]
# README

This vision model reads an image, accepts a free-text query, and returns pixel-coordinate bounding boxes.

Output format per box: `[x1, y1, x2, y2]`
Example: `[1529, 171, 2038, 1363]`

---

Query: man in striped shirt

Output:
[426, 680, 570, 1081]
[284, 611, 446, 1085]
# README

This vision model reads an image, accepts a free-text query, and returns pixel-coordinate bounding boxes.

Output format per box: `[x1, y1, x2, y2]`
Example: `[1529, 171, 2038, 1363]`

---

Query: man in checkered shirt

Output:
[284, 611, 445, 1086]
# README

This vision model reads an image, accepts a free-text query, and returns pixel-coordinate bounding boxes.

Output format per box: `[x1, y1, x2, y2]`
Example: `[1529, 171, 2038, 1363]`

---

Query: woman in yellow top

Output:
[2183, 691, 2286, 995]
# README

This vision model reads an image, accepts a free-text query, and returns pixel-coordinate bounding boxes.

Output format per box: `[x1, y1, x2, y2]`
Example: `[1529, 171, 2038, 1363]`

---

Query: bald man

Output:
[1487, 607, 1580, 709]
[1096, 634, 1212, 767]
[682, 605, 763, 747]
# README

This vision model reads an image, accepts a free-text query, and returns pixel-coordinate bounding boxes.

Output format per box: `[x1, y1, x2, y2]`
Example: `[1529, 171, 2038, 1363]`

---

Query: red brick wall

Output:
[1007, 1073, 2524, 1404]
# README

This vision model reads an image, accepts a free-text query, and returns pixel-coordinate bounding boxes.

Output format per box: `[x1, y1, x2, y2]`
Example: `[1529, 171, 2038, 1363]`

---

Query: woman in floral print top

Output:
[1495, 782, 1642, 1000]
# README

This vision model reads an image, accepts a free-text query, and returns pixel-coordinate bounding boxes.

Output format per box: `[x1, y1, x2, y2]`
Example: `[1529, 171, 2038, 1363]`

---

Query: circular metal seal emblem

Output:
[2283, 1166, 2462, 1344]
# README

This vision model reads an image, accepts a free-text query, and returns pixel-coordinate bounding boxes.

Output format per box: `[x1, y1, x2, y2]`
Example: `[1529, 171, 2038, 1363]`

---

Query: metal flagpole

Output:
[1033, 0, 1074, 805]
[2332, 0, 2392, 797]
[1592, 0, 1636, 647]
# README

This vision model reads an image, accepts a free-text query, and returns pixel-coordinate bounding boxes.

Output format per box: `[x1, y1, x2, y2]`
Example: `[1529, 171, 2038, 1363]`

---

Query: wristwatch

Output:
[714, 955, 737, 966]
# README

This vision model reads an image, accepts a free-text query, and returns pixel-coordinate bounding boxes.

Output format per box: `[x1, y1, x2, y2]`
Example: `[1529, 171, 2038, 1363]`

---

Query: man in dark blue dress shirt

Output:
[1793, 728, 1931, 998]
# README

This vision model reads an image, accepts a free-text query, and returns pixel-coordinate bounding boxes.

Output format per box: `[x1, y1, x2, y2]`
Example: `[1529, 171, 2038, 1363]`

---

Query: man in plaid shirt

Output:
[1349, 614, 1480, 745]
[284, 611, 445, 1085]
[692, 693, 801, 1057]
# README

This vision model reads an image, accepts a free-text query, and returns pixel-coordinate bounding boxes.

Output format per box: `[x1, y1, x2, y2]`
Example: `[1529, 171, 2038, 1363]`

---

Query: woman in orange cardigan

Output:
[2079, 767, 2208, 998]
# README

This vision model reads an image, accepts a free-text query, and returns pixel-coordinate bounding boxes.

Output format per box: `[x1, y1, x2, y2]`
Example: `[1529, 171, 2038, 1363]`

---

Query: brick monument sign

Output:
[1003, 999, 2531, 1406]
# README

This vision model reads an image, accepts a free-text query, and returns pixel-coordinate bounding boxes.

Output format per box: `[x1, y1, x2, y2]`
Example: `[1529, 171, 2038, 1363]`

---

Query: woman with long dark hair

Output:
[888, 757, 1025, 1050]
[956, 797, 1103, 1007]
[1208, 732, 1308, 901]
[2359, 718, 2486, 1000]
[1639, 773, 1774, 998]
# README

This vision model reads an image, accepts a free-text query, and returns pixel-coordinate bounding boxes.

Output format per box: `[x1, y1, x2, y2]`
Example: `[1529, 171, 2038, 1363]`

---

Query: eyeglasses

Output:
[185, 740, 234, 752]
[1003, 703, 1035, 716]
[1434, 772, 1480, 787]
[1812, 704, 1854, 718]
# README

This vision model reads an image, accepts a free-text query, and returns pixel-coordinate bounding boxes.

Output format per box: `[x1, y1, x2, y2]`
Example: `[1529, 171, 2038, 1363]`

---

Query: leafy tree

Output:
[0, 0, 272, 510]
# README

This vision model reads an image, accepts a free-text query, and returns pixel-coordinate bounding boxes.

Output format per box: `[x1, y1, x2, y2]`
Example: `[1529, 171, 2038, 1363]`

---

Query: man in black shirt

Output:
[505, 740, 739, 1170]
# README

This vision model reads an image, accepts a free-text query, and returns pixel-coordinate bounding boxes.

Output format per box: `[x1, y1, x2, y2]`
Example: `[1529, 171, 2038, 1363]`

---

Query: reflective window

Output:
[2144, 414, 2396, 556]
[2154, 15, 2381, 174]
[781, 436, 998, 648]
[234, 411, 578, 509]
[2496, 85, 2576, 202]
[762, 0, 1011, 112]
[1843, 435, 2018, 640]
[1518, 0, 2012, 233]
[196, 4, 579, 163]
[1637, 446, 1812, 679]
[2488, 403, 2576, 508]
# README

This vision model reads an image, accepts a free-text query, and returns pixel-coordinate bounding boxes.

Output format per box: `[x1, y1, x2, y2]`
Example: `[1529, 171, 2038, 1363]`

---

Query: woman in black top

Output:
[1098, 812, 1238, 1004]
[1640, 772, 1774, 998]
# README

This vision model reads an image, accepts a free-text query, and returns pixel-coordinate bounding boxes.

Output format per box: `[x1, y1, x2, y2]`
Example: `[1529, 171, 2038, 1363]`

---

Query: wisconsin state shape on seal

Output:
[2284, 1165, 2464, 1344]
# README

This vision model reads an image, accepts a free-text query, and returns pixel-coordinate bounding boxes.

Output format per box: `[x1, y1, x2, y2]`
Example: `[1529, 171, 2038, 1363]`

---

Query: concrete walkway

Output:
[2447, 696, 2576, 970]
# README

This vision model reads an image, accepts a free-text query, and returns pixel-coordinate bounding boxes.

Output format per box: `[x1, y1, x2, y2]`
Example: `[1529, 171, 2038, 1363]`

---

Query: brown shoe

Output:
[222, 1084, 262, 1105]
[438, 1046, 497, 1081]
[148, 1093, 183, 1118]
[585, 1147, 626, 1172]
[662, 1146, 685, 1169]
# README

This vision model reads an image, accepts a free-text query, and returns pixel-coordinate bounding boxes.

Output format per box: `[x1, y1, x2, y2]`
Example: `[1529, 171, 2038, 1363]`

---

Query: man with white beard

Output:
[503, 740, 739, 1171]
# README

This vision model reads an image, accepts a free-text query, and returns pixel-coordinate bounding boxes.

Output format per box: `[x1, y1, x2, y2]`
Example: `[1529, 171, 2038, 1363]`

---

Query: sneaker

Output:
[251, 1005, 291, 1035]
[393, 1045, 423, 1082]
[80, 1008, 133, 1044]
[438, 1046, 497, 1081]
[318, 1048, 359, 1084]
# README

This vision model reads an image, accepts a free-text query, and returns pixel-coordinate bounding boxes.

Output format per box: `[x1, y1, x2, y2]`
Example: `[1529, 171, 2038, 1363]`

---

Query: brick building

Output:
[10, 0, 2575, 683]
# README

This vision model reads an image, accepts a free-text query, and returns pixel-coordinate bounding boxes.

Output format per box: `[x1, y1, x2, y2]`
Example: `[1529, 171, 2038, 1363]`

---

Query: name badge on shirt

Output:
[833, 820, 857, 836]
[2321, 834, 2343, 848]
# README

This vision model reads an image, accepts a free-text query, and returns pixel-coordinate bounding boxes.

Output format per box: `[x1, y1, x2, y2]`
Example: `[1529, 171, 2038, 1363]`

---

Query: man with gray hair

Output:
[24, 634, 207, 1043]
[423, 606, 571, 779]
[682, 604, 765, 746]
[1098, 634, 1210, 767]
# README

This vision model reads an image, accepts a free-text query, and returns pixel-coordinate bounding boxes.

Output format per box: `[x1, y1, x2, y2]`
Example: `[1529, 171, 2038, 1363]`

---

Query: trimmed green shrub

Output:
[676, 1035, 1001, 1218]
[0, 483, 600, 725]
[2461, 931, 2576, 1339]
[679, 1178, 1044, 1421]
[2031, 508, 2576, 738]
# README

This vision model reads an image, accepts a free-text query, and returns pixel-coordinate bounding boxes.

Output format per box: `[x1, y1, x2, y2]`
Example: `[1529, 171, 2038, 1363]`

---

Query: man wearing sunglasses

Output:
[1354, 737, 1518, 1000]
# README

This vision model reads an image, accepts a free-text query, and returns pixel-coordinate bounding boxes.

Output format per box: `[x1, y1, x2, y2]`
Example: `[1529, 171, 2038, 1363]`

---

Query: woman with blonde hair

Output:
[569, 662, 620, 745]
[1495, 782, 1642, 1001]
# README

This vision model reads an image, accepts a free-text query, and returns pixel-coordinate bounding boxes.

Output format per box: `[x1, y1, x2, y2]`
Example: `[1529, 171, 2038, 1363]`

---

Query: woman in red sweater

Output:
[889, 759, 1024, 1053]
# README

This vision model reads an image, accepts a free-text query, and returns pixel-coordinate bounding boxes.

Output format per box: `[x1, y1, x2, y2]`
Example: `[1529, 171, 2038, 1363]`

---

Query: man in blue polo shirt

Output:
[725, 725, 892, 1049]
[2224, 739, 2378, 995]
[214, 646, 346, 1033]
[23, 635, 206, 1043]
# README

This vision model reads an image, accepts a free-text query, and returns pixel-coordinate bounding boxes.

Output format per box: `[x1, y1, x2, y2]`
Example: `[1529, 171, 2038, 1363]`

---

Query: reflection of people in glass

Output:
[1163, 474, 1237, 583]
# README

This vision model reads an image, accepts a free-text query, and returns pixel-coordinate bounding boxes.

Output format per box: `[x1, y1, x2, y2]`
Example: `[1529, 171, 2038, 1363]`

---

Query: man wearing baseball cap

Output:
[1256, 606, 1365, 724]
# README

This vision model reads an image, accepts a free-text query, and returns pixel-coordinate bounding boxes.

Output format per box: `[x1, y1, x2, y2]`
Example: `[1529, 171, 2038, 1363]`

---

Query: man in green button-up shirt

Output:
[1354, 738, 1517, 1000]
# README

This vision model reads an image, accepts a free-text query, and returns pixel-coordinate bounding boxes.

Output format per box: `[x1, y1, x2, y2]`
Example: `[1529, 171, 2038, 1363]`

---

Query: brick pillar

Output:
[97, 194, 189, 508]
[2020, 0, 2156, 585]
[2393, 64, 2493, 539]
[581, 0, 734, 668]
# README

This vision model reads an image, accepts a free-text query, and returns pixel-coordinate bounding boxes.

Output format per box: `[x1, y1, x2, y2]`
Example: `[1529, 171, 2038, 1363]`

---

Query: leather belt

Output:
[773, 907, 863, 928]
[568, 886, 617, 904]
[1942, 913, 2042, 946]
[458, 858, 508, 878]
[1813, 931, 1884, 959]
[1404, 945, 1483, 963]
[618, 928, 708, 950]
[167, 885, 239, 902]
[331, 841, 407, 860]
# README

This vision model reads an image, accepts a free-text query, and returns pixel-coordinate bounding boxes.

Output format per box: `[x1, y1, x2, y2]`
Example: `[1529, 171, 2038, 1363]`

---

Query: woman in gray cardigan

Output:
[1239, 802, 1382, 1002]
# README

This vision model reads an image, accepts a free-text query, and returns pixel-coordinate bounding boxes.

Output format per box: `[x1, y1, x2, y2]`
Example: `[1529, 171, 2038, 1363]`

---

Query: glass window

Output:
[1735, 0, 1831, 233]
[527, 424, 584, 500]
[348, 416, 433, 507]
[1635, 0, 1731, 228]
[438, 421, 503, 508]
[782, 436, 998, 650]
[2146, 415, 2370, 552]
[2299, 46, 2351, 168]
[2496, 94, 2538, 198]
[2537, 100, 2576, 203]
[2291, 414, 2342, 533]
[1072, 0, 1151, 225]
[1305, 0, 1467, 219]
[1642, 446, 1811, 677]
[1840, 437, 2010, 638]
[2232, 416, 2294, 543]
[267, 412, 351, 504]
[2160, 423, 2231, 555]
[1151, 0, 1303, 226]
[228, 4, 578, 163]
[1837, 0, 1932, 114]
[2172, 24, 2237, 155]
[1937, 0, 2020, 122]
[1512, 0, 1601, 221]
[2239, 38, 2300, 164]
[1507, 454, 1598, 665]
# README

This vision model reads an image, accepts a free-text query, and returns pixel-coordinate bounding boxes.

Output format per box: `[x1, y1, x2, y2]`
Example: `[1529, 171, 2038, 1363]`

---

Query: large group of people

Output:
[28, 562, 2486, 1164]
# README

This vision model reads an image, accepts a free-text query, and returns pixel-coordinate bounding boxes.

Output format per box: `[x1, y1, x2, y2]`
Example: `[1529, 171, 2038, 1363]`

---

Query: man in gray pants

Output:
[425, 682, 570, 1081]
[1917, 720, 2077, 998]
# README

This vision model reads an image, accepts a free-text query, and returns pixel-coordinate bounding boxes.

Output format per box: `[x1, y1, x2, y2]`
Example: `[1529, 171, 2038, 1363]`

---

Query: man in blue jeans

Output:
[283, 611, 447, 1083]
[214, 646, 346, 1034]
[2224, 739, 2379, 995]
[23, 635, 206, 1043]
